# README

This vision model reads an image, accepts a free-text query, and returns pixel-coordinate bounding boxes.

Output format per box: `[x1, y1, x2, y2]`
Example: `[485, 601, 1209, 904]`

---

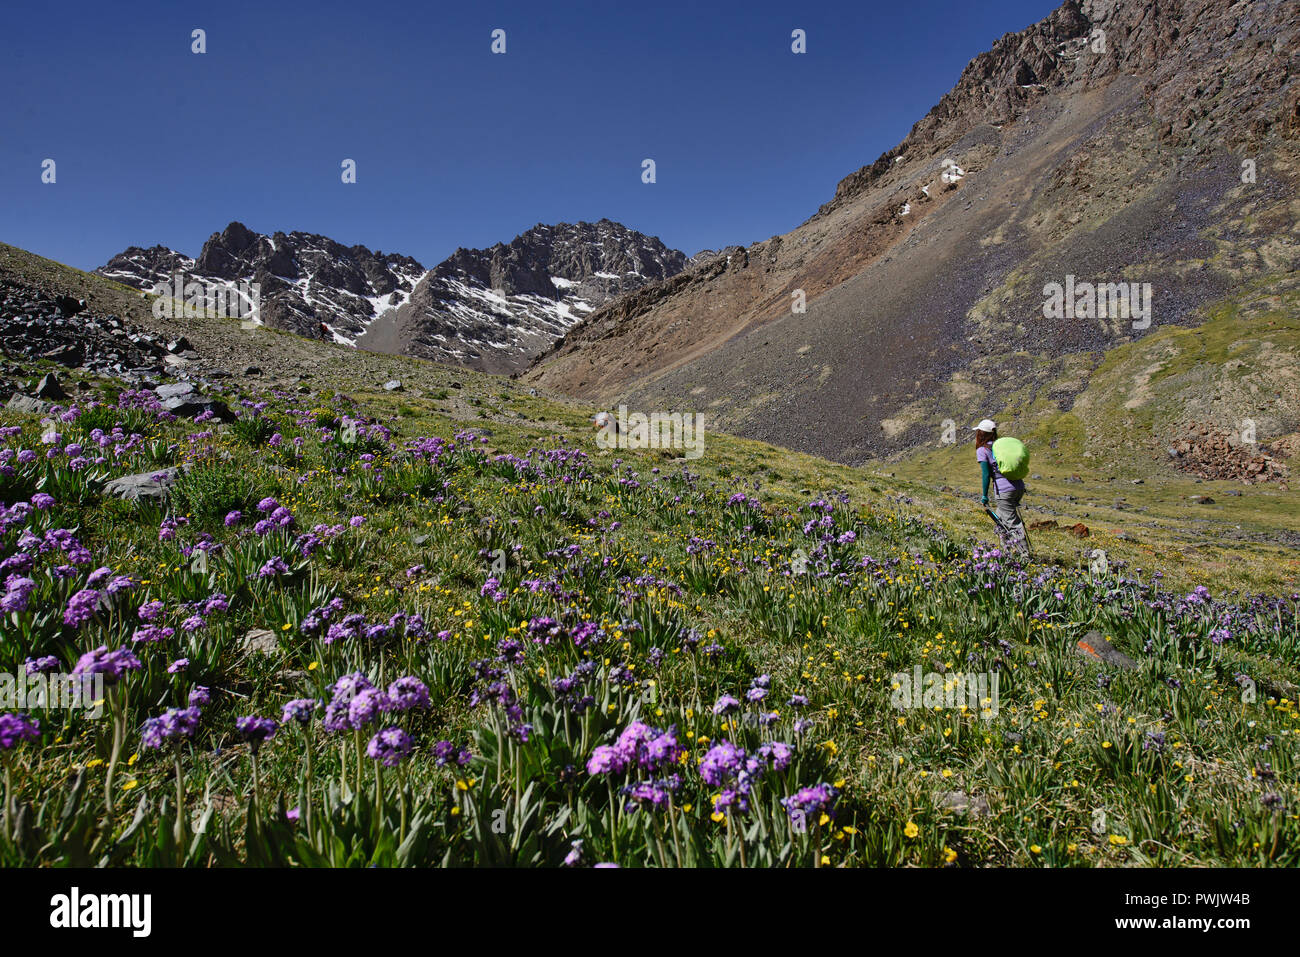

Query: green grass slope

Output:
[0, 244, 1297, 867]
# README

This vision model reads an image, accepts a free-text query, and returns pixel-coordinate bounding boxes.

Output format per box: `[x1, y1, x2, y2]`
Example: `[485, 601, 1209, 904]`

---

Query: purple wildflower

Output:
[141, 707, 200, 749]
[366, 727, 413, 766]
[0, 713, 40, 749]
[281, 698, 320, 725]
[235, 716, 279, 753]
[386, 676, 431, 712]
[63, 588, 102, 627]
[71, 645, 141, 685]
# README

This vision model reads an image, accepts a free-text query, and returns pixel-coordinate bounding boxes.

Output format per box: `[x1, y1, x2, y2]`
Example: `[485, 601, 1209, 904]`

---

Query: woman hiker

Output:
[973, 418, 1029, 556]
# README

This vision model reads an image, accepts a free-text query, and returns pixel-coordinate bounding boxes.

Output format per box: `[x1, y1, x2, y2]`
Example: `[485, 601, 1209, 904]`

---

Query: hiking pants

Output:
[993, 488, 1028, 554]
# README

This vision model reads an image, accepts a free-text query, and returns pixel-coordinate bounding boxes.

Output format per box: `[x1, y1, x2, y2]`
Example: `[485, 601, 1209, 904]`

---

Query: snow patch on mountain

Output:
[97, 218, 686, 373]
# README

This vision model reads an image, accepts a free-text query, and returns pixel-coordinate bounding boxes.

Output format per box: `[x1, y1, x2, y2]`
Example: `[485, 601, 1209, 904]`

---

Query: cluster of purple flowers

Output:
[584, 721, 686, 812]
[781, 782, 838, 823]
[158, 516, 188, 542]
[586, 721, 683, 777]
[258, 556, 290, 578]
[480, 577, 508, 603]
[800, 497, 838, 537]
[469, 670, 532, 742]
[686, 536, 717, 556]
[239, 497, 296, 537]
[366, 727, 414, 766]
[0, 712, 40, 750]
[132, 623, 175, 644]
[387, 675, 432, 710]
[432, 740, 472, 767]
[525, 613, 604, 649]
[0, 411, 140, 474]
[298, 596, 346, 635]
[62, 589, 99, 627]
[138, 600, 165, 621]
[71, 645, 141, 686]
[551, 661, 598, 714]
[620, 775, 683, 811]
[1, 575, 35, 613]
[141, 707, 201, 750]
[525, 616, 562, 645]
[24, 655, 58, 675]
[235, 716, 279, 753]
[294, 522, 349, 557]
[298, 597, 427, 646]
[713, 695, 740, 716]
[321, 672, 430, 732]
[131, 591, 229, 642]
[120, 556, 165, 592]
[698, 737, 797, 816]
[281, 698, 320, 725]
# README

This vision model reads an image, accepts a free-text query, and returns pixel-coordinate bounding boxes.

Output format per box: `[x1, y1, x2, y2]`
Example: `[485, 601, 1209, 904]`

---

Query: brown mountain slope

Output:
[523, 0, 1300, 466]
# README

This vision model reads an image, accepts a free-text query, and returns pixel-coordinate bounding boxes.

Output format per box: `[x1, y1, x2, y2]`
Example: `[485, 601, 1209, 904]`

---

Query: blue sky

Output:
[1, 0, 1057, 271]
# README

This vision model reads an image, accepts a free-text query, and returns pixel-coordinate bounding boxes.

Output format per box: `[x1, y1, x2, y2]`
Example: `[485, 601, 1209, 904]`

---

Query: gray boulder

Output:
[161, 394, 233, 422]
[1075, 630, 1138, 670]
[6, 395, 51, 415]
[104, 467, 180, 501]
[242, 628, 279, 657]
[938, 791, 991, 818]
[35, 373, 68, 400]
[155, 381, 196, 401]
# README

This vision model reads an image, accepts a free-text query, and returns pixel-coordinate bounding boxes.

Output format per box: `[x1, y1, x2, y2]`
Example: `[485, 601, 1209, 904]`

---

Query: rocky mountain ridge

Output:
[523, 0, 1300, 474]
[97, 219, 687, 373]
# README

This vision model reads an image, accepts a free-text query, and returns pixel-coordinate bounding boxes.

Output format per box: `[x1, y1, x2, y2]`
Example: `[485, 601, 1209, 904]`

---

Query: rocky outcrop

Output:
[1168, 423, 1291, 486]
[0, 278, 171, 378]
[96, 222, 427, 344]
[97, 245, 196, 288]
[97, 219, 686, 373]
[820, 0, 1300, 217]
[363, 220, 687, 374]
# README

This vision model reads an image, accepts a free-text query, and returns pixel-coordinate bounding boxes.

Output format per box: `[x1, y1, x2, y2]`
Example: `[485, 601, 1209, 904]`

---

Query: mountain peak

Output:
[523, 0, 1300, 466]
[95, 217, 686, 367]
[358, 220, 687, 373]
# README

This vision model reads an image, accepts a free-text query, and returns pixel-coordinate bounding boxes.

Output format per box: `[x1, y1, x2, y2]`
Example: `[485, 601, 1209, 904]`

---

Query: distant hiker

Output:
[973, 418, 1029, 556]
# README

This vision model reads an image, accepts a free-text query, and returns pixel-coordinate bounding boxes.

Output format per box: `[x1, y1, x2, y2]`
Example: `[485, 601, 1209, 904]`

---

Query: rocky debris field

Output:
[1167, 422, 1290, 487]
[0, 278, 178, 383]
[0, 276, 242, 426]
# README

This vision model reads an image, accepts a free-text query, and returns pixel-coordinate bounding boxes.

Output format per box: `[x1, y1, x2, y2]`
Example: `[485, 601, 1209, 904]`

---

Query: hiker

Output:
[973, 418, 1028, 555]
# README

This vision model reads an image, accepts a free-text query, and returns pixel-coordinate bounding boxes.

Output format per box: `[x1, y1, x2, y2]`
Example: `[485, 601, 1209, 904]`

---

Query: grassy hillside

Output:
[1, 245, 1297, 867]
[889, 273, 1300, 594]
[1, 358, 1297, 866]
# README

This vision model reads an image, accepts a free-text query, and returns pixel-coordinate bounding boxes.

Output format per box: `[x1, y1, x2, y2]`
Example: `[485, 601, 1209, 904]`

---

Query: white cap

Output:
[971, 419, 997, 432]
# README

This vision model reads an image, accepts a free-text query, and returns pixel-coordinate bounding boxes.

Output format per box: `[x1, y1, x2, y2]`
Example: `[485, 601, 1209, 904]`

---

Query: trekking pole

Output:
[982, 507, 1008, 533]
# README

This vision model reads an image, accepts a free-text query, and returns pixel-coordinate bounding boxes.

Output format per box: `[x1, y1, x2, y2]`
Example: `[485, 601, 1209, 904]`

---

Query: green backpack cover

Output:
[992, 437, 1030, 480]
